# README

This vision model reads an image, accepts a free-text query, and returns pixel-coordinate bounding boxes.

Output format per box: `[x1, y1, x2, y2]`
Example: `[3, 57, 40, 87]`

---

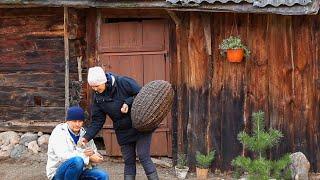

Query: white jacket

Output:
[46, 123, 98, 180]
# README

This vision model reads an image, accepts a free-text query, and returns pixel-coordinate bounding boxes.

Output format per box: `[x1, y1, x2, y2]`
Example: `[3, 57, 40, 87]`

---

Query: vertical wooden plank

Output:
[166, 10, 181, 162]
[291, 15, 312, 162]
[64, 6, 70, 115]
[267, 15, 293, 158]
[176, 12, 191, 157]
[86, 8, 97, 68]
[85, 8, 97, 116]
[211, 12, 224, 170]
[216, 13, 248, 170]
[96, 10, 102, 64]
[187, 13, 208, 88]
[315, 15, 320, 171]
[185, 12, 211, 169]
[179, 13, 189, 156]
[244, 14, 269, 158]
[309, 15, 320, 171]
[200, 13, 214, 156]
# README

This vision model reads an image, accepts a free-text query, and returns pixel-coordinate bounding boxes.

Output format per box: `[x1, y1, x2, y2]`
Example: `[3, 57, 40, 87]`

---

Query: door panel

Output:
[100, 22, 143, 53]
[100, 54, 144, 85]
[100, 54, 144, 128]
[143, 54, 167, 82]
[142, 20, 166, 51]
[99, 18, 171, 157]
[99, 20, 166, 53]
[143, 54, 168, 127]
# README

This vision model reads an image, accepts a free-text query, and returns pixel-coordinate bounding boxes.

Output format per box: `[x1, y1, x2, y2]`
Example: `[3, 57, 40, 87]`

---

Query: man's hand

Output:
[121, 103, 129, 114]
[83, 148, 94, 157]
[79, 138, 88, 147]
[89, 153, 104, 163]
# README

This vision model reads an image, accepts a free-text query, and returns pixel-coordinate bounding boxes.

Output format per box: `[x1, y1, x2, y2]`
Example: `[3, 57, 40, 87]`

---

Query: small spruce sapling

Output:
[196, 150, 215, 169]
[231, 111, 291, 180]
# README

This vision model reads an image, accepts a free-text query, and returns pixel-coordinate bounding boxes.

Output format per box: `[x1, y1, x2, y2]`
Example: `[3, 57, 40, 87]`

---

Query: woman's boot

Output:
[146, 171, 159, 180]
[124, 175, 135, 180]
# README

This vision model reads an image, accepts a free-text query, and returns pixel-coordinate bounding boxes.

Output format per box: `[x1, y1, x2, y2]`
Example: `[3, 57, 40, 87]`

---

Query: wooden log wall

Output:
[0, 8, 65, 132]
[0, 8, 87, 132]
[174, 12, 320, 171]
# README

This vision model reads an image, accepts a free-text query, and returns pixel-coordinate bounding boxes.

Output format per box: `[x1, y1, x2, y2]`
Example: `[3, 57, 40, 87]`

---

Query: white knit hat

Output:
[87, 66, 107, 86]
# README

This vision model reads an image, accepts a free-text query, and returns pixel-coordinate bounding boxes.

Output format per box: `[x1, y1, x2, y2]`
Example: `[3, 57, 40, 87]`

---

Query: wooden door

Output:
[98, 19, 172, 157]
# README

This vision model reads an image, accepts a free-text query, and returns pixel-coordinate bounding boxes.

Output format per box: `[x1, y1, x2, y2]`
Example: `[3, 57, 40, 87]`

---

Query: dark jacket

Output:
[84, 73, 142, 145]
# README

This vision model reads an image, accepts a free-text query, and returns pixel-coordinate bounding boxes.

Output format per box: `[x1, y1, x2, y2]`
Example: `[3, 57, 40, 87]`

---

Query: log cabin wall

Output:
[174, 12, 320, 171]
[0, 8, 87, 132]
[0, 8, 65, 131]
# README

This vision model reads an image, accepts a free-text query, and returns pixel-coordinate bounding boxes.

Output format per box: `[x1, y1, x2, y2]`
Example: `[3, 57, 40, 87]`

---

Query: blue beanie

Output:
[66, 106, 85, 121]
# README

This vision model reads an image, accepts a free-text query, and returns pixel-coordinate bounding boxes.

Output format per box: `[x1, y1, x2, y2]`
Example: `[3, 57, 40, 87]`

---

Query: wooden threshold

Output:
[0, 120, 61, 133]
[0, 120, 104, 137]
[99, 50, 168, 56]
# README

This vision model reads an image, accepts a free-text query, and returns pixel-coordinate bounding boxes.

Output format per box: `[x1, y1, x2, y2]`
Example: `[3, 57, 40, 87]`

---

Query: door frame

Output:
[90, 8, 176, 157]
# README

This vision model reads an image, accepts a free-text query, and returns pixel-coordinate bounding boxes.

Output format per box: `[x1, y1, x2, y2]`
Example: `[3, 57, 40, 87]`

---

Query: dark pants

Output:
[120, 133, 156, 175]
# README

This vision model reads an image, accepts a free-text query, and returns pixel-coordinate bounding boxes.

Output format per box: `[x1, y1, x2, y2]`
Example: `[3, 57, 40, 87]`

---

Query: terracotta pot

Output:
[196, 167, 209, 179]
[175, 166, 189, 179]
[226, 48, 244, 62]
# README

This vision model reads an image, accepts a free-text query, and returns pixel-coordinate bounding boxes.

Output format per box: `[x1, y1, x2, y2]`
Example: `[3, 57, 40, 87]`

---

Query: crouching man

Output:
[46, 106, 109, 180]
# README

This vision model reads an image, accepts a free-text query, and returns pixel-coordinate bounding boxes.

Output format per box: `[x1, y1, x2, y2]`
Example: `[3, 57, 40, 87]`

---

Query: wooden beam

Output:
[64, 6, 70, 116]
[85, 8, 97, 124]
[166, 10, 184, 154]
[168, 3, 319, 15]
[0, 120, 103, 137]
[0, 0, 319, 15]
[0, 125, 55, 133]
[166, 10, 181, 26]
[96, 9, 101, 65]
[0, 120, 61, 133]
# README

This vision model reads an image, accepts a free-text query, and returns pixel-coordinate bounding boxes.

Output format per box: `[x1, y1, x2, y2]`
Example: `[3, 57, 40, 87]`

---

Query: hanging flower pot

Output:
[226, 48, 245, 63]
[219, 36, 250, 63]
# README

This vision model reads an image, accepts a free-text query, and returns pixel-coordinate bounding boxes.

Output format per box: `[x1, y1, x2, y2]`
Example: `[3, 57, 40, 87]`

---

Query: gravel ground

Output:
[0, 152, 319, 180]
[0, 152, 226, 180]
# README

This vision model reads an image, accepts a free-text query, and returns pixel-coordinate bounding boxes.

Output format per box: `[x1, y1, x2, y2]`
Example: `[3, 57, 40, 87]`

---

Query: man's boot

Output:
[147, 171, 159, 180]
[124, 175, 135, 180]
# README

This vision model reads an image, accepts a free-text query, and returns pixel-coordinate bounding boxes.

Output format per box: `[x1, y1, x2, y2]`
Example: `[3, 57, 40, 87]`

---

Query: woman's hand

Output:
[121, 103, 129, 114]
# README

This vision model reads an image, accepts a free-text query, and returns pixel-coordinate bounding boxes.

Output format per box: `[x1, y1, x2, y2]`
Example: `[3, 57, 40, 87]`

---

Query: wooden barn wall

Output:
[0, 8, 65, 131]
[174, 12, 320, 171]
[0, 8, 87, 132]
